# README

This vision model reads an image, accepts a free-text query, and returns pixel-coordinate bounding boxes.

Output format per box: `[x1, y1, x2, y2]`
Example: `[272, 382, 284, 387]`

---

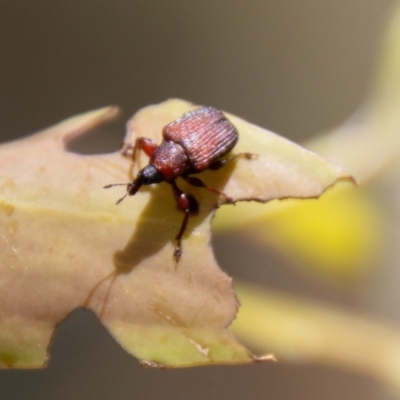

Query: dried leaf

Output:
[0, 99, 351, 368]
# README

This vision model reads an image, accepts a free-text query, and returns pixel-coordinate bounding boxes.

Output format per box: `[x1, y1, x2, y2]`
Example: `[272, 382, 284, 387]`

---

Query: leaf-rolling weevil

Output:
[105, 106, 256, 261]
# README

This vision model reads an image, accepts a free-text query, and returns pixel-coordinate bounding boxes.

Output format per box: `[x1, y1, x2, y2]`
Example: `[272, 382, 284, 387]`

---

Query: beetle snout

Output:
[127, 182, 140, 196]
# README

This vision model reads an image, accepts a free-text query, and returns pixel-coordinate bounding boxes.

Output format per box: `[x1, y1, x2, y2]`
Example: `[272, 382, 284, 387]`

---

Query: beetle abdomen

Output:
[162, 106, 238, 171]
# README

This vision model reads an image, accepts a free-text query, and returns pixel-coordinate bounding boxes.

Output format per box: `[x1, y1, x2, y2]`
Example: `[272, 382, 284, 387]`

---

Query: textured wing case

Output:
[162, 106, 238, 171]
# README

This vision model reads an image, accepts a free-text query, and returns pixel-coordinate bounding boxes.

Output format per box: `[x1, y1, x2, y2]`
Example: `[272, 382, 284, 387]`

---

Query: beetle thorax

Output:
[150, 140, 190, 181]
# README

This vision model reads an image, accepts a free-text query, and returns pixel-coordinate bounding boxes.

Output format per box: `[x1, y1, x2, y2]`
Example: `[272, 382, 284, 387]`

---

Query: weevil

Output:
[105, 106, 256, 261]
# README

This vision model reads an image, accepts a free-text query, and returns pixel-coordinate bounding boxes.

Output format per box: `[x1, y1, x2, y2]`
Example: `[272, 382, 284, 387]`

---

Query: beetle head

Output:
[126, 164, 163, 195]
[136, 164, 164, 186]
[109, 165, 164, 205]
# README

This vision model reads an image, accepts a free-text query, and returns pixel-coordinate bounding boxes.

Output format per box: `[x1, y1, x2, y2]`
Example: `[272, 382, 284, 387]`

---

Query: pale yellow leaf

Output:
[0, 99, 351, 368]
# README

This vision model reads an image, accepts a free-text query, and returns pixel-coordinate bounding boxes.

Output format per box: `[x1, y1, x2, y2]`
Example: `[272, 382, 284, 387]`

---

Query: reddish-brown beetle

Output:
[105, 106, 255, 261]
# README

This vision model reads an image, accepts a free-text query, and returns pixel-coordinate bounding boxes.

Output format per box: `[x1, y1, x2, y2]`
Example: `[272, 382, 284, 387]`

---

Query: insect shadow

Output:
[84, 154, 241, 317]
[112, 159, 238, 273]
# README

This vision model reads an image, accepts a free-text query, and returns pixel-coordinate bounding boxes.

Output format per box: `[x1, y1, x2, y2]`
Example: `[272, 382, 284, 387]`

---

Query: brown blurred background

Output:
[0, 1, 396, 399]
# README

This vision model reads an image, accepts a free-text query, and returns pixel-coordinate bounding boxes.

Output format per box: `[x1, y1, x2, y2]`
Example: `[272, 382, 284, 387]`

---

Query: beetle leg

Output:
[207, 152, 258, 170]
[182, 176, 233, 204]
[120, 137, 159, 161]
[170, 181, 199, 262]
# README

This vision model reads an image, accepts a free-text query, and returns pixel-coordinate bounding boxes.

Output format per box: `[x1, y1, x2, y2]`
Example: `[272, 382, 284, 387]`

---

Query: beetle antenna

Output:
[116, 192, 128, 205]
[103, 183, 128, 189]
[103, 183, 130, 204]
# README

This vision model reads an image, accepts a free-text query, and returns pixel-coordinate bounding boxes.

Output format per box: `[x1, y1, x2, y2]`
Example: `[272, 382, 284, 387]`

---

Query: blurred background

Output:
[1, 1, 398, 399]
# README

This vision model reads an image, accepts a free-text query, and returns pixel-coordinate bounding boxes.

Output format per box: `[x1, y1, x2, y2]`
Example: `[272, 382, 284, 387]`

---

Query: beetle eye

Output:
[138, 165, 163, 185]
